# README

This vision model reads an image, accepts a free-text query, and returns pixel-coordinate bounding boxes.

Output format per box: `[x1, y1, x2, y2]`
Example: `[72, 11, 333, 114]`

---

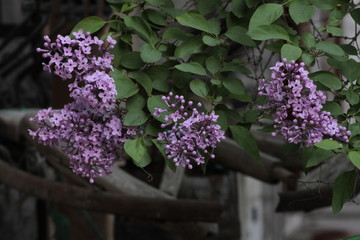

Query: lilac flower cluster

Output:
[37, 30, 115, 81]
[258, 59, 350, 146]
[29, 30, 135, 183]
[154, 93, 225, 169]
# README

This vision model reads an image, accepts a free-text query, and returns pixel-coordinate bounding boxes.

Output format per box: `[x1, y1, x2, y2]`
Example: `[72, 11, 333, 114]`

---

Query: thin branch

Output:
[309, 19, 324, 41]
[277, 179, 360, 212]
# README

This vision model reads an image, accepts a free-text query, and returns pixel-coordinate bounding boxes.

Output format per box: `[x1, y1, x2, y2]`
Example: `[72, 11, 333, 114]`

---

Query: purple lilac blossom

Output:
[29, 103, 136, 182]
[37, 30, 115, 81]
[258, 59, 350, 146]
[29, 30, 135, 183]
[154, 93, 225, 169]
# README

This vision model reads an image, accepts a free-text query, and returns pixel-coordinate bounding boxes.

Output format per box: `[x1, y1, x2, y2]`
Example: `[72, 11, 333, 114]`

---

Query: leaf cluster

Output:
[72, 0, 360, 213]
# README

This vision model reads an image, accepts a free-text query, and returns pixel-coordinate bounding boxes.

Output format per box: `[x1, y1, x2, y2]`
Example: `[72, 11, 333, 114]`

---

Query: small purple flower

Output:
[73, 29, 85, 39]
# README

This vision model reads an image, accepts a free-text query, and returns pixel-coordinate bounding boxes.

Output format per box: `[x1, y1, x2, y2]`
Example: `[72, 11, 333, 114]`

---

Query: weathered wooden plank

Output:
[0, 158, 222, 222]
[159, 167, 185, 196]
[0, 109, 37, 142]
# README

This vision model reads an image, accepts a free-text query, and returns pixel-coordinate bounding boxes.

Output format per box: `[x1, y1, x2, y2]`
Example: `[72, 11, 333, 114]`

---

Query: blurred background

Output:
[0, 0, 360, 240]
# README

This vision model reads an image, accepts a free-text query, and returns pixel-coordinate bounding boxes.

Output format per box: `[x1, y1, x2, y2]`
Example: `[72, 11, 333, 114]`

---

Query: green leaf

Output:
[350, 8, 360, 25]
[311, 0, 337, 10]
[221, 62, 251, 75]
[117, 3, 138, 13]
[124, 138, 152, 167]
[163, 8, 186, 17]
[230, 93, 253, 102]
[332, 170, 356, 214]
[127, 94, 145, 109]
[248, 24, 290, 42]
[339, 44, 358, 55]
[328, 59, 360, 82]
[140, 43, 162, 63]
[316, 41, 345, 56]
[349, 124, 360, 138]
[158, 44, 168, 52]
[211, 79, 221, 85]
[146, 66, 170, 92]
[248, 3, 284, 30]
[145, 122, 161, 137]
[172, 69, 192, 89]
[124, 109, 148, 126]
[281, 44, 302, 61]
[323, 102, 342, 115]
[265, 40, 284, 52]
[328, 9, 344, 27]
[190, 79, 209, 98]
[242, 109, 259, 123]
[208, 18, 221, 36]
[202, 35, 221, 46]
[315, 139, 343, 150]
[245, 0, 261, 8]
[162, 27, 192, 41]
[289, 1, 315, 24]
[71, 16, 106, 35]
[206, 56, 221, 75]
[130, 71, 152, 96]
[214, 109, 228, 131]
[231, 0, 248, 18]
[174, 38, 203, 58]
[124, 16, 156, 44]
[111, 69, 139, 98]
[326, 26, 343, 36]
[145, 9, 167, 26]
[301, 32, 316, 49]
[147, 95, 171, 122]
[145, 0, 173, 7]
[305, 148, 336, 168]
[301, 53, 314, 65]
[175, 13, 216, 35]
[197, 0, 221, 15]
[152, 139, 176, 172]
[175, 62, 207, 75]
[345, 91, 360, 105]
[119, 51, 144, 70]
[109, 41, 121, 67]
[215, 104, 242, 122]
[225, 26, 257, 47]
[230, 125, 260, 162]
[223, 77, 245, 95]
[348, 151, 360, 169]
[310, 71, 342, 90]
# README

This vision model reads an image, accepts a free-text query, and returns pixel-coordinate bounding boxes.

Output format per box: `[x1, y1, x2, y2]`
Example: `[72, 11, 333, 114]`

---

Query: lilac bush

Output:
[30, 31, 225, 182]
[29, 30, 136, 183]
[258, 59, 350, 146]
[154, 93, 225, 169]
[28, 0, 360, 213]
